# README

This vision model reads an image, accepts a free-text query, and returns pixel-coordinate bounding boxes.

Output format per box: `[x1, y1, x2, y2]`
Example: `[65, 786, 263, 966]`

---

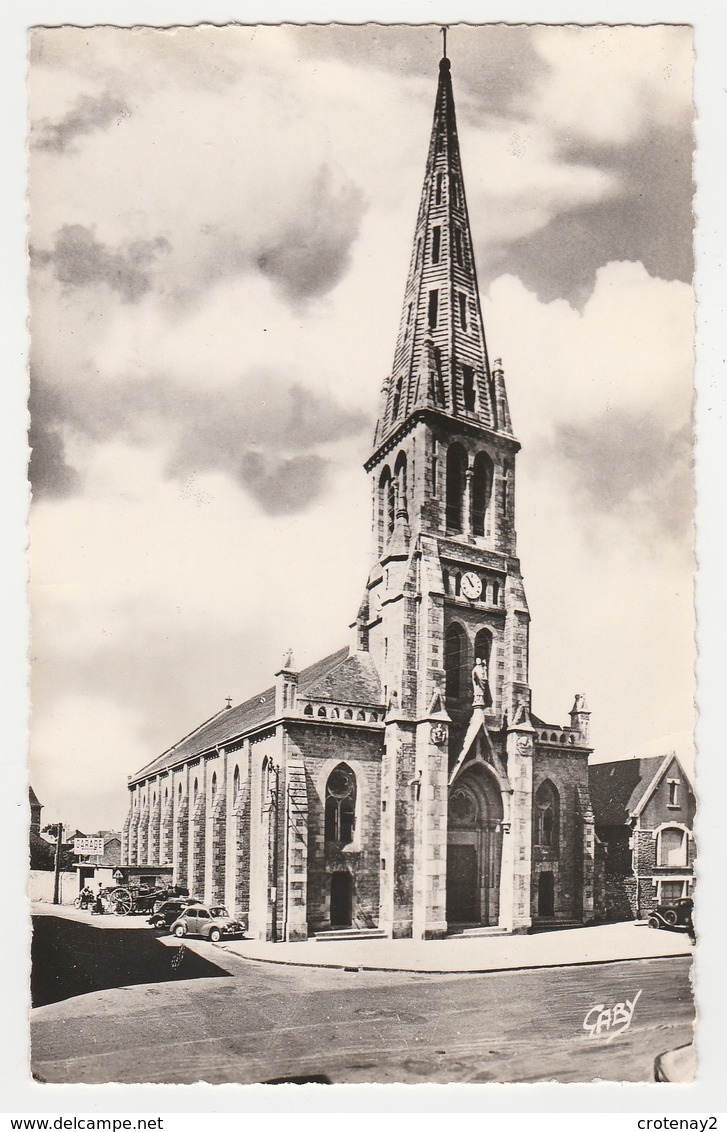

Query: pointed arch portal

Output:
[446, 764, 503, 926]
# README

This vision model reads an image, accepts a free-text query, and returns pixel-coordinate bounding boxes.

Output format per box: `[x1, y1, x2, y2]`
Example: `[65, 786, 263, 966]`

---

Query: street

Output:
[31, 913, 694, 1085]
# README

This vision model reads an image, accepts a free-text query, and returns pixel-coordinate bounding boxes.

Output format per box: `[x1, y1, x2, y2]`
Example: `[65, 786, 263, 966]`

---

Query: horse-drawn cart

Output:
[104, 882, 187, 916]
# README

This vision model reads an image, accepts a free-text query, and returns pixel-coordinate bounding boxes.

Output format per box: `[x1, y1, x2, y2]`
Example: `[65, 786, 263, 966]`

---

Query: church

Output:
[122, 49, 597, 941]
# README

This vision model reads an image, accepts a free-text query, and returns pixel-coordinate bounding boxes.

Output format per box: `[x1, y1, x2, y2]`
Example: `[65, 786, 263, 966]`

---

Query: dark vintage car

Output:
[170, 904, 244, 942]
[648, 896, 694, 937]
[147, 897, 201, 930]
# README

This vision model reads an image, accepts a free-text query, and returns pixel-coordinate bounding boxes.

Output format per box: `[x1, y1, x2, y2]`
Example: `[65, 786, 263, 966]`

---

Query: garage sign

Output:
[73, 836, 105, 855]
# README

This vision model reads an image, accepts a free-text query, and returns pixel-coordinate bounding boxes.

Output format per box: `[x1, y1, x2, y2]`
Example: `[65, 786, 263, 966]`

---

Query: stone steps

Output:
[447, 926, 509, 938]
[528, 919, 584, 934]
[313, 927, 388, 942]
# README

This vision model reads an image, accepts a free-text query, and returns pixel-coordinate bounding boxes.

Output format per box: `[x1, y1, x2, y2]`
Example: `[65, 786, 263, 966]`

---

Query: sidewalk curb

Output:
[218, 944, 693, 977]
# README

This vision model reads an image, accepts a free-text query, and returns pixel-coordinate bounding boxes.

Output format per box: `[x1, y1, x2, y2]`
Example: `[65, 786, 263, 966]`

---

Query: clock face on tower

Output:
[461, 571, 483, 601]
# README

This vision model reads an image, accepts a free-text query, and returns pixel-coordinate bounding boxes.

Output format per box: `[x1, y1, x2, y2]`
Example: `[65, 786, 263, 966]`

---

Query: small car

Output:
[170, 904, 244, 942]
[648, 896, 694, 935]
[147, 897, 201, 930]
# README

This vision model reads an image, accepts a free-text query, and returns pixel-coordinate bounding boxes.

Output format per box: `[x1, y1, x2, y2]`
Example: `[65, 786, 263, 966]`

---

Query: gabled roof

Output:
[304, 649, 382, 706]
[588, 756, 668, 825]
[130, 645, 379, 782]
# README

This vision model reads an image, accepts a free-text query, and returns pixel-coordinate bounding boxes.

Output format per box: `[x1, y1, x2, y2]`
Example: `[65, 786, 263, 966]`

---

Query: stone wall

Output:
[530, 748, 590, 921]
[288, 721, 383, 936]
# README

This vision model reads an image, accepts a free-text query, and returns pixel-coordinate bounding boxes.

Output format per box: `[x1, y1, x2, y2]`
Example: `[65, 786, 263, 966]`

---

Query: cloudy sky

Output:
[27, 23, 695, 832]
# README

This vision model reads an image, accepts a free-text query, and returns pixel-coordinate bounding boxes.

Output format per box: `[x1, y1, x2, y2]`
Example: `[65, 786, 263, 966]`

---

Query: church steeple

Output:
[373, 50, 513, 450]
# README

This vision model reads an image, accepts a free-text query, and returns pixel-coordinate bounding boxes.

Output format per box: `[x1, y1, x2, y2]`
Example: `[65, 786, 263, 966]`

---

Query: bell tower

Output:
[356, 46, 533, 938]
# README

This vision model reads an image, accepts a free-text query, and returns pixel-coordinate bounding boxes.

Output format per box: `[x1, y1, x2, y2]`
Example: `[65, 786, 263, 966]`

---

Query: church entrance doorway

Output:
[538, 871, 555, 917]
[446, 765, 503, 926]
[330, 871, 353, 927]
[446, 844, 478, 922]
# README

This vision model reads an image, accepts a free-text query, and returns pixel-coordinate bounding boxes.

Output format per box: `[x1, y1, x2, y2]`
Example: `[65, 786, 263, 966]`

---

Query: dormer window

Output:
[431, 226, 441, 265]
[667, 779, 680, 808]
[454, 227, 463, 267]
[458, 292, 468, 332]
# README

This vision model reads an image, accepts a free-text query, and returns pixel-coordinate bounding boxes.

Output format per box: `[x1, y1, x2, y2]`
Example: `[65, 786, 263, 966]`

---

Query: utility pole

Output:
[52, 822, 63, 905]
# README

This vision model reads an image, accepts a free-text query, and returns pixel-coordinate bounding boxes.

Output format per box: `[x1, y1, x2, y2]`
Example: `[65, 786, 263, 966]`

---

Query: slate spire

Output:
[373, 51, 513, 448]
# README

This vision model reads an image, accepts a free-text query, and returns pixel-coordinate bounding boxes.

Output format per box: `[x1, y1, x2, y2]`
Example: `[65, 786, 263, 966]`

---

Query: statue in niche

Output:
[472, 656, 493, 709]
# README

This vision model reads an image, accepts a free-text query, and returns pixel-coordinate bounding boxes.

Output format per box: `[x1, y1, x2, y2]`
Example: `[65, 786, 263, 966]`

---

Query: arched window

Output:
[178, 781, 183, 800]
[193, 779, 198, 805]
[658, 827, 688, 867]
[303, 703, 313, 716]
[394, 451, 407, 518]
[317, 705, 327, 718]
[164, 787, 169, 806]
[233, 765, 240, 802]
[471, 452, 493, 537]
[446, 444, 467, 531]
[330, 707, 339, 719]
[344, 708, 353, 720]
[210, 771, 217, 804]
[534, 780, 560, 851]
[324, 764, 356, 845]
[445, 622, 467, 701]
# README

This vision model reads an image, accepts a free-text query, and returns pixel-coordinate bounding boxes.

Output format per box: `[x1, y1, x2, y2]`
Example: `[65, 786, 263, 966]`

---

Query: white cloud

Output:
[486, 261, 694, 437]
[524, 25, 693, 145]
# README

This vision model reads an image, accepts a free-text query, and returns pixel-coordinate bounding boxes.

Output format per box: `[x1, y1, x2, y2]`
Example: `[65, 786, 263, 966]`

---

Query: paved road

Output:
[31, 933, 694, 1085]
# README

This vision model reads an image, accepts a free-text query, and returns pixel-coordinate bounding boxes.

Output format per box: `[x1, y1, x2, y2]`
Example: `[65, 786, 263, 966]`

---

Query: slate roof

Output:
[131, 646, 383, 783]
[588, 757, 666, 826]
[304, 649, 382, 705]
[531, 712, 563, 730]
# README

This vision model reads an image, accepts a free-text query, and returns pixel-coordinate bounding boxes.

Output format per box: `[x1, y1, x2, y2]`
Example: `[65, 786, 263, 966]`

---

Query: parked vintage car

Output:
[170, 904, 244, 942]
[147, 898, 201, 930]
[648, 896, 694, 936]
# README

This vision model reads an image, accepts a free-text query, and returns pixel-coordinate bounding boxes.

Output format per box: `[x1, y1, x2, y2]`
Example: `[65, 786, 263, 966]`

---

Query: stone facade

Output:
[123, 52, 597, 941]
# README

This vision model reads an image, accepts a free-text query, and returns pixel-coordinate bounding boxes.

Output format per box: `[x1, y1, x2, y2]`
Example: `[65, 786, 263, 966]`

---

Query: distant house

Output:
[589, 754, 695, 920]
[98, 832, 122, 866]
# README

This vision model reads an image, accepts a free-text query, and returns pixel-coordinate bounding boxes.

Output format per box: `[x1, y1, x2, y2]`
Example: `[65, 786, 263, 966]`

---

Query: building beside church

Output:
[123, 51, 598, 941]
[589, 754, 696, 921]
